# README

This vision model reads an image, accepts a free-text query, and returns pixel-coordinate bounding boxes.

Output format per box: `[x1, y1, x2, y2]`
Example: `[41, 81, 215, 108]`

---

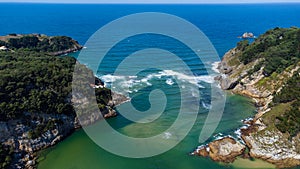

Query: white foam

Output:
[201, 101, 212, 110]
[99, 69, 216, 93]
[234, 129, 242, 139]
[100, 74, 125, 83]
[163, 132, 172, 139]
[242, 117, 254, 123]
[213, 133, 225, 140]
[212, 61, 220, 73]
[156, 70, 215, 86]
[166, 78, 174, 86]
[196, 75, 215, 84]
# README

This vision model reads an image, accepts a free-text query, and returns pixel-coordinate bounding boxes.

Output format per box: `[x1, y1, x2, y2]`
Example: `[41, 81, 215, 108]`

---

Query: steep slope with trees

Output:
[0, 35, 126, 169]
[196, 27, 300, 168]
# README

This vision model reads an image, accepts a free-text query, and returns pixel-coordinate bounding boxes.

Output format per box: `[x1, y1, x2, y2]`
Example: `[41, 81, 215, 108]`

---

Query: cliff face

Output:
[218, 47, 299, 117]
[193, 27, 300, 168]
[213, 27, 300, 168]
[0, 35, 128, 169]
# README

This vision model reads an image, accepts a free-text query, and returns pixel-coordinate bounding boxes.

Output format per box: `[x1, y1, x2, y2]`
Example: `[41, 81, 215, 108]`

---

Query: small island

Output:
[194, 27, 300, 168]
[0, 34, 127, 169]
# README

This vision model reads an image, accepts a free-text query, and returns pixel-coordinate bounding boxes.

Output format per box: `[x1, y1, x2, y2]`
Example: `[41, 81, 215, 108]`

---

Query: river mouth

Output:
[37, 93, 258, 169]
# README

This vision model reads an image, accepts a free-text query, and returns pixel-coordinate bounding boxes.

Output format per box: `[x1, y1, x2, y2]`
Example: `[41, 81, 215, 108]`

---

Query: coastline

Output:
[2, 85, 130, 169]
[0, 42, 130, 169]
[193, 43, 300, 168]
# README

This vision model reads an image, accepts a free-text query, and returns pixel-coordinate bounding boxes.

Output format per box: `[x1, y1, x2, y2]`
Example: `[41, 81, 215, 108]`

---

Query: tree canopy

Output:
[0, 49, 111, 121]
[238, 27, 300, 76]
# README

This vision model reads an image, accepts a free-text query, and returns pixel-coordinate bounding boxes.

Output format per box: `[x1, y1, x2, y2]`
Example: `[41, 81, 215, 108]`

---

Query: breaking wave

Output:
[98, 69, 216, 93]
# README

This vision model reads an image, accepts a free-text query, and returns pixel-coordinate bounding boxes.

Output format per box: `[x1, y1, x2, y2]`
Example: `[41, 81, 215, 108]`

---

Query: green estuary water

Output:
[37, 94, 274, 169]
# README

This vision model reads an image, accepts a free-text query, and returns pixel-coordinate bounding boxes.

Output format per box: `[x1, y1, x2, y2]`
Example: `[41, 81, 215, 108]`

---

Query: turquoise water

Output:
[1, 3, 300, 169]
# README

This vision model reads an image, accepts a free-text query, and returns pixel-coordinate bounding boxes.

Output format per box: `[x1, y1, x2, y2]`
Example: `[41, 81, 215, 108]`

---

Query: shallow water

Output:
[38, 94, 259, 169]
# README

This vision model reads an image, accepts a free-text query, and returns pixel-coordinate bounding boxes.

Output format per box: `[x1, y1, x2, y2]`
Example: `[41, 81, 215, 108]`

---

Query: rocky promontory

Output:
[193, 137, 246, 163]
[194, 27, 300, 168]
[0, 34, 128, 169]
[0, 33, 83, 56]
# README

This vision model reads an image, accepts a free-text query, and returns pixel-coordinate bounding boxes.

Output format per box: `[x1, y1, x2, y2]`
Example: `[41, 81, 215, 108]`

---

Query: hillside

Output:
[218, 27, 300, 136]
[0, 34, 82, 56]
[195, 27, 300, 168]
[0, 35, 126, 169]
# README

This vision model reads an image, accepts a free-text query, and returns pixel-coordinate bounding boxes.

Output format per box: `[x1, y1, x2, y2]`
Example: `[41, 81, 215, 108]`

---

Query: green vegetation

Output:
[27, 118, 64, 139]
[0, 50, 75, 120]
[0, 40, 7, 47]
[261, 71, 300, 138]
[2, 35, 81, 53]
[237, 40, 249, 51]
[238, 27, 300, 76]
[262, 103, 291, 128]
[0, 145, 13, 169]
[236, 27, 300, 138]
[272, 72, 300, 137]
[0, 49, 112, 121]
[0, 35, 115, 169]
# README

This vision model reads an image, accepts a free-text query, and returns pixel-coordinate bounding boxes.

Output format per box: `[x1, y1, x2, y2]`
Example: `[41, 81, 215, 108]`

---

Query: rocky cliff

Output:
[195, 27, 300, 168]
[0, 34, 128, 169]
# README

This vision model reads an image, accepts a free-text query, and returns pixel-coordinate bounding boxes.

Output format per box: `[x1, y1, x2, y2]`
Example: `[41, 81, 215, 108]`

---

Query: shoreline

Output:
[16, 91, 130, 169]
[0, 45, 130, 169]
[193, 43, 300, 168]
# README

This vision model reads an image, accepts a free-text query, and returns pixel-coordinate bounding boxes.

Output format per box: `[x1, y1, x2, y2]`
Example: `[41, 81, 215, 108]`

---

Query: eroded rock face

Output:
[204, 29, 300, 168]
[112, 92, 130, 106]
[242, 129, 300, 168]
[220, 77, 239, 90]
[194, 137, 246, 163]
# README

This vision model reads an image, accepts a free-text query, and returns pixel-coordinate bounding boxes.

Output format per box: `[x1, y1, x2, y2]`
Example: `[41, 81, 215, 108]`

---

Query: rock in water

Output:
[194, 137, 246, 163]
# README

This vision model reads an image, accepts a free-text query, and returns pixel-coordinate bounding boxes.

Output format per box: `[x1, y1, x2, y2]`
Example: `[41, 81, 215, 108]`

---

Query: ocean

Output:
[1, 3, 300, 169]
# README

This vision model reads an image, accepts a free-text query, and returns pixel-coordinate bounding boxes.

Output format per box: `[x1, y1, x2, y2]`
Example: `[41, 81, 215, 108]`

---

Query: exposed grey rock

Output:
[242, 129, 300, 168]
[220, 77, 239, 90]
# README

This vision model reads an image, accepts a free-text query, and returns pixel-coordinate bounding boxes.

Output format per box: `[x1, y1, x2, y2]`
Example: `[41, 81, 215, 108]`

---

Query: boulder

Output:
[195, 137, 246, 163]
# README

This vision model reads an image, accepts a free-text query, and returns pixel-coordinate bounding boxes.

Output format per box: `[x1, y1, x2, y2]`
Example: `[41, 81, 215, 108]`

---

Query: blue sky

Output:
[0, 0, 300, 3]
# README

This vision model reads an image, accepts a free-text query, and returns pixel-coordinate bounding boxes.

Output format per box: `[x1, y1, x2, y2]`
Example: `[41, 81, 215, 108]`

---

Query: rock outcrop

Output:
[195, 27, 300, 168]
[194, 137, 246, 163]
[241, 121, 300, 168]
[0, 33, 83, 56]
[0, 34, 129, 169]
[213, 47, 300, 168]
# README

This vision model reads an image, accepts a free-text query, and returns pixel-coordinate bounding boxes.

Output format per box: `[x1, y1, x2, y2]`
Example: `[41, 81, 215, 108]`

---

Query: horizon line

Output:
[1, 1, 300, 4]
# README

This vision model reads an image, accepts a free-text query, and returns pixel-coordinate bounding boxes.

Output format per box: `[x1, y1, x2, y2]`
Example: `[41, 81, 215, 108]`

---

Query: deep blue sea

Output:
[1, 3, 300, 169]
[1, 3, 300, 56]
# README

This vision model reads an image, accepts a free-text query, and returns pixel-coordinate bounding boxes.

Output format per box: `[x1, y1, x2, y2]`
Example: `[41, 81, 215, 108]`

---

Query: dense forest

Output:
[0, 49, 111, 121]
[0, 35, 113, 168]
[0, 34, 82, 53]
[237, 27, 300, 76]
